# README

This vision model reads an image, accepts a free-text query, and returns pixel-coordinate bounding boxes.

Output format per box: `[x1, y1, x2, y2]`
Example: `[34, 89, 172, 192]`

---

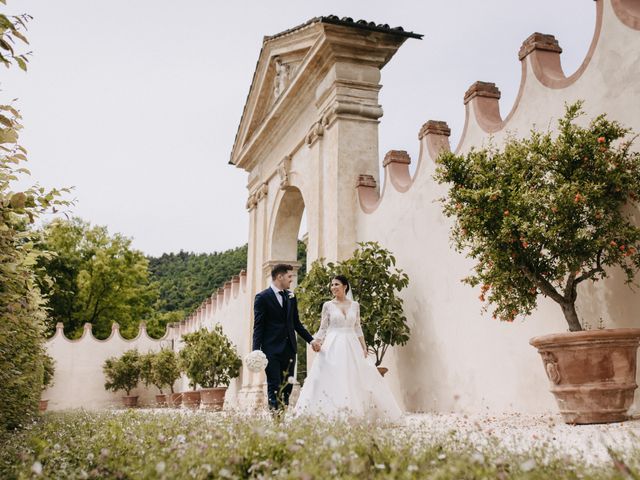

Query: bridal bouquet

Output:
[244, 350, 268, 372]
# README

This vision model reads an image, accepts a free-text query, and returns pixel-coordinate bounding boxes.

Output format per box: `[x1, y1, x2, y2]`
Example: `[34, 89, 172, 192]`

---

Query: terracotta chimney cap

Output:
[464, 81, 501, 105]
[519, 32, 562, 61]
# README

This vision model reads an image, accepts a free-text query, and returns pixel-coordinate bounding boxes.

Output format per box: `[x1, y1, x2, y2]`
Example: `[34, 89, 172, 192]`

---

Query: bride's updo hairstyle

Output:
[331, 275, 350, 294]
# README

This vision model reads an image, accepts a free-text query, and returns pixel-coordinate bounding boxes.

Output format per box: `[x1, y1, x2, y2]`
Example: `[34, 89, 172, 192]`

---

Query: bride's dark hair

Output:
[331, 275, 350, 294]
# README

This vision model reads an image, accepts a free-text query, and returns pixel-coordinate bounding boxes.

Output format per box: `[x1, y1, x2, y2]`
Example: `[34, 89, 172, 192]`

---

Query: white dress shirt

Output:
[270, 283, 286, 307]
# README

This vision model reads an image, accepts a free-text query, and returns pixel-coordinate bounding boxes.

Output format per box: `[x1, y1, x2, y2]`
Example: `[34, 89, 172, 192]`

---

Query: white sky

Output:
[2, 1, 594, 256]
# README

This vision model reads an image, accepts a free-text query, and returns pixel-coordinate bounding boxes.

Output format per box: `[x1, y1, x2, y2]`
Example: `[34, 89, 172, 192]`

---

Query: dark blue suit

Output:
[252, 287, 313, 410]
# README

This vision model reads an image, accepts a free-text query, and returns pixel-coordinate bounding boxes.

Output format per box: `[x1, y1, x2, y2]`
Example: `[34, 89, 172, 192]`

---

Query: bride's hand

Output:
[363, 349, 368, 358]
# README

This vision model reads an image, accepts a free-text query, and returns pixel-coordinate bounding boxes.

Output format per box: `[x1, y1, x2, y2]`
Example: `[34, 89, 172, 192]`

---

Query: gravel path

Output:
[403, 412, 640, 465]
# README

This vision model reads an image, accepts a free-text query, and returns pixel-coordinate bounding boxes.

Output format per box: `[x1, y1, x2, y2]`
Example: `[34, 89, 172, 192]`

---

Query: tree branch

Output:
[574, 249, 604, 285]
[517, 262, 565, 305]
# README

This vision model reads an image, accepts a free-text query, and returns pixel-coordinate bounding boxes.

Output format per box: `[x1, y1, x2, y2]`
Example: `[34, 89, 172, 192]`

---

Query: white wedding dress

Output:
[293, 300, 403, 422]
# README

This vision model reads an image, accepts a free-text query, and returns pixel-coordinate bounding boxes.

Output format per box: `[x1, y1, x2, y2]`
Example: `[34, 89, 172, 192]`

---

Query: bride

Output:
[293, 275, 403, 422]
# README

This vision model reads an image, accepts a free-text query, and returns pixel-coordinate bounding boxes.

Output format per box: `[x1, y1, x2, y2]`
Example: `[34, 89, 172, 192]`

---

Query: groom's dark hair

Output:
[271, 263, 293, 279]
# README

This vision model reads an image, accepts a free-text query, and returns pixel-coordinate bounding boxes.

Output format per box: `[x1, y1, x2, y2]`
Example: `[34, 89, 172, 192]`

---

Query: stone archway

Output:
[265, 187, 305, 287]
[232, 17, 418, 406]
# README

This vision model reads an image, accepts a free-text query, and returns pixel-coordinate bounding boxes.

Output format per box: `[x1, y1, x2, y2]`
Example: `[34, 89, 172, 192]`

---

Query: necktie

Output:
[279, 291, 288, 313]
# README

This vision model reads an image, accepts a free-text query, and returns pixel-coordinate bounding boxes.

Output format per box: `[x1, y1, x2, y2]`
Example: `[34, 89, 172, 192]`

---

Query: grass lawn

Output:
[1, 409, 638, 479]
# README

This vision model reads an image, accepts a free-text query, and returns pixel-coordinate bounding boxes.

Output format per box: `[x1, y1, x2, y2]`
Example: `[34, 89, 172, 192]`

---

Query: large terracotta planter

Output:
[169, 392, 183, 408]
[182, 391, 201, 409]
[199, 387, 227, 411]
[155, 394, 167, 407]
[530, 328, 640, 424]
[121, 395, 139, 408]
[377, 367, 388, 377]
[38, 399, 49, 413]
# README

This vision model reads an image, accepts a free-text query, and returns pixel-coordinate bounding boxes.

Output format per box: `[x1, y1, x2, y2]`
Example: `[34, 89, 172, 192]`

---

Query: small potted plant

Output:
[297, 242, 410, 376]
[103, 349, 141, 407]
[39, 353, 55, 412]
[179, 326, 242, 410]
[140, 352, 165, 407]
[152, 348, 182, 407]
[434, 101, 640, 424]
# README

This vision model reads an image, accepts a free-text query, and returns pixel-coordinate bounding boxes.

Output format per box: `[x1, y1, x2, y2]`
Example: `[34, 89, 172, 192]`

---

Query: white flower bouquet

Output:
[244, 350, 268, 373]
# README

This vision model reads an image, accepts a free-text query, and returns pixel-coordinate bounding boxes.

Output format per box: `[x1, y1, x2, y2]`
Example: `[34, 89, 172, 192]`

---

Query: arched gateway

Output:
[231, 17, 421, 403]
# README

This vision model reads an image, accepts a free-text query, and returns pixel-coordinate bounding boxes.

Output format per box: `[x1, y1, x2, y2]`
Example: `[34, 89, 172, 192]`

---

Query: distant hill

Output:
[148, 241, 307, 316]
[148, 246, 248, 314]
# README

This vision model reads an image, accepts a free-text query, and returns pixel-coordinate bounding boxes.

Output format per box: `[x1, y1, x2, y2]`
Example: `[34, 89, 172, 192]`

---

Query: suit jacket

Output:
[252, 287, 314, 355]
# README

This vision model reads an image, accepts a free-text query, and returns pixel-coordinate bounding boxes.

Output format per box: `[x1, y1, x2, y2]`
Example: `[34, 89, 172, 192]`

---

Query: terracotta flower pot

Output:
[530, 328, 640, 424]
[169, 392, 183, 408]
[38, 399, 49, 413]
[377, 367, 389, 377]
[121, 395, 139, 408]
[182, 391, 201, 409]
[155, 394, 167, 407]
[199, 387, 227, 411]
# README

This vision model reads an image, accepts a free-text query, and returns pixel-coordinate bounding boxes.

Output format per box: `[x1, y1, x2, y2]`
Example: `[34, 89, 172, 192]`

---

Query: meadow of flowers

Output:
[1, 409, 638, 479]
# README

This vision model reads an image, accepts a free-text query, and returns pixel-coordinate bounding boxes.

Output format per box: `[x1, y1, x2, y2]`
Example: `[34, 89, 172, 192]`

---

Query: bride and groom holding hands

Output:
[252, 263, 402, 421]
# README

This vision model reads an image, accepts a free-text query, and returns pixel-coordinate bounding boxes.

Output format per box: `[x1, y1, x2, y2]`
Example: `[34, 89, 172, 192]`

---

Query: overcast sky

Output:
[2, 1, 594, 256]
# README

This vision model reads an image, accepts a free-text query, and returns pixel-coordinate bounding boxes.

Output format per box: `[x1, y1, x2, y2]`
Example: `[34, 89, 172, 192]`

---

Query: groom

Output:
[253, 263, 321, 411]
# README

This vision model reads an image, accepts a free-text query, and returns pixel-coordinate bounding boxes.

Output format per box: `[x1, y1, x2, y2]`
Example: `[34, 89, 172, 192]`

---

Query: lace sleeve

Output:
[314, 302, 330, 341]
[354, 302, 364, 338]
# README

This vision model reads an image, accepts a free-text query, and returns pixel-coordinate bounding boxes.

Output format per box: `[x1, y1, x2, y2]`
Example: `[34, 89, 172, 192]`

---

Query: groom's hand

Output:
[311, 339, 321, 352]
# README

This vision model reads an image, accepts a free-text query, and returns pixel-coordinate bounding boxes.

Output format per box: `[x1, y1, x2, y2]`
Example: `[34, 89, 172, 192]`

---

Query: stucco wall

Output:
[355, 0, 640, 414]
[44, 323, 177, 410]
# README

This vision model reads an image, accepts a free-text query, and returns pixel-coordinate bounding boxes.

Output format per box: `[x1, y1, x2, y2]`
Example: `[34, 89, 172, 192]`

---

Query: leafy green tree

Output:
[296, 242, 410, 366]
[178, 325, 242, 389]
[434, 102, 640, 331]
[39, 217, 158, 339]
[0, 3, 70, 431]
[151, 348, 181, 394]
[103, 349, 141, 396]
[145, 310, 185, 339]
[147, 246, 248, 314]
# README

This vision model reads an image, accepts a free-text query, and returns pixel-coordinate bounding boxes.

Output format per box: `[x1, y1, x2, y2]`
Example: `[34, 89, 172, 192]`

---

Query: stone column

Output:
[310, 60, 383, 262]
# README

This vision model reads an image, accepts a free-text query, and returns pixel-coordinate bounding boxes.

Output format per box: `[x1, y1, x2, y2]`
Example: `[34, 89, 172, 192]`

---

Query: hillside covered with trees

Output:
[147, 246, 248, 314]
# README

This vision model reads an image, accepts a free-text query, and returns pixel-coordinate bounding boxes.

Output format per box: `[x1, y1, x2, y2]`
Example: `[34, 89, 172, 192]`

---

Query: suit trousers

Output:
[265, 342, 296, 410]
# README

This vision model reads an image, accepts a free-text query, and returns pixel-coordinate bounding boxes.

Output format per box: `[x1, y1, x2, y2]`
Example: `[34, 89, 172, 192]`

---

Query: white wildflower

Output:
[471, 452, 485, 464]
[31, 461, 43, 476]
[520, 459, 536, 472]
[156, 461, 166, 474]
[437, 453, 447, 460]
[374, 463, 386, 470]
[407, 464, 419, 472]
[287, 376, 296, 384]
[218, 468, 232, 478]
[323, 435, 339, 448]
[277, 431, 288, 441]
[176, 434, 186, 443]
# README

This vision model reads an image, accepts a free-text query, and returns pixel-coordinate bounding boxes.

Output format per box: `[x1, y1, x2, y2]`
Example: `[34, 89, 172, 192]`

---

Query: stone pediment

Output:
[230, 16, 422, 171]
[243, 45, 314, 150]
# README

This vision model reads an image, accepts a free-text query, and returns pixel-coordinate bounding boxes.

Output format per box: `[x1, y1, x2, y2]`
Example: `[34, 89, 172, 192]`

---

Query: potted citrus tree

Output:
[140, 351, 170, 407]
[39, 353, 55, 412]
[178, 325, 242, 410]
[103, 349, 141, 407]
[434, 101, 640, 424]
[297, 241, 410, 376]
[152, 348, 182, 407]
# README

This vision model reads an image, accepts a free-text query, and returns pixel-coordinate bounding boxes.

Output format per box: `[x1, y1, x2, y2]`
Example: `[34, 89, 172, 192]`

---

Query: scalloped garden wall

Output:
[45, 1, 640, 413]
